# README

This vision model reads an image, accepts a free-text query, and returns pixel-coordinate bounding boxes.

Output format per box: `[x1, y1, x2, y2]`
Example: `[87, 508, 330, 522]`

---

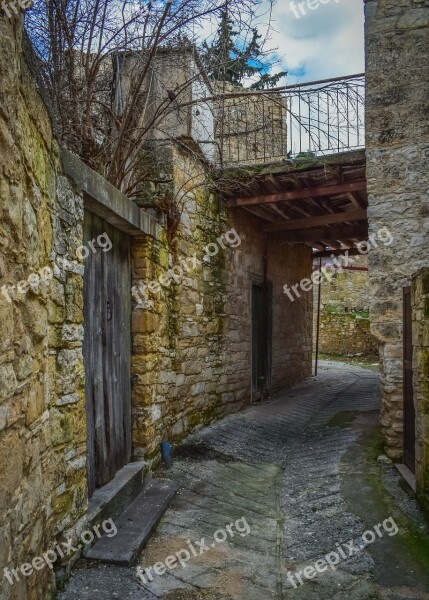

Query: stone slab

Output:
[84, 479, 179, 566]
[87, 460, 147, 528]
[395, 463, 417, 492]
[61, 147, 162, 239]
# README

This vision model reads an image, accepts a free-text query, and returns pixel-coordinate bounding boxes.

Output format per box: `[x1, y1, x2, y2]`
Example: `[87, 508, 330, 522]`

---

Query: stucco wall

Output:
[365, 0, 429, 458]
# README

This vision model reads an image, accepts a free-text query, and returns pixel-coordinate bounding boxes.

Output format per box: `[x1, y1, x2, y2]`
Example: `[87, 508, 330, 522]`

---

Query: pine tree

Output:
[202, 10, 287, 89]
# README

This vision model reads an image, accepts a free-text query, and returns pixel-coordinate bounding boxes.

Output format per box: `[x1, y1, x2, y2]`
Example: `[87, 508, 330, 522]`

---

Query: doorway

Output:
[83, 212, 132, 497]
[403, 286, 415, 473]
[252, 282, 272, 399]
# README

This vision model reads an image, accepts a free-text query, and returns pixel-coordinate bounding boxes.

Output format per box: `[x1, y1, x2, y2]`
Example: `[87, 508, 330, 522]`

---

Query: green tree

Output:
[202, 10, 287, 89]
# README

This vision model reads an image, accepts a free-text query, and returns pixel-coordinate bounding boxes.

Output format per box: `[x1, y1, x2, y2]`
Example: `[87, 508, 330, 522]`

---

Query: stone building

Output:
[365, 0, 429, 510]
[1, 1, 429, 598]
[0, 15, 312, 600]
[213, 81, 288, 166]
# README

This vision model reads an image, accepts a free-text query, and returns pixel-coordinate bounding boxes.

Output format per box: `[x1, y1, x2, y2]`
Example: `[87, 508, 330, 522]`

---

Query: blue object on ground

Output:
[161, 441, 173, 468]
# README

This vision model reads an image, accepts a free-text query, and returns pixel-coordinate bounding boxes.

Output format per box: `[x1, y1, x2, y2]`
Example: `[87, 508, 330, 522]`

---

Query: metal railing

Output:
[285, 73, 365, 158]
[215, 73, 365, 165]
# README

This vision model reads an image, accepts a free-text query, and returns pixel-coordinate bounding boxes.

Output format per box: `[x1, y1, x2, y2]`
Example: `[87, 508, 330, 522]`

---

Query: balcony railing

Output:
[285, 73, 365, 158]
[215, 73, 365, 166]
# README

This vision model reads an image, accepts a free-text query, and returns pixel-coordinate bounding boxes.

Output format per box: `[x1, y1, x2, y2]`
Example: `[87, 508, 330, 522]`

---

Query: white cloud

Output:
[265, 0, 364, 83]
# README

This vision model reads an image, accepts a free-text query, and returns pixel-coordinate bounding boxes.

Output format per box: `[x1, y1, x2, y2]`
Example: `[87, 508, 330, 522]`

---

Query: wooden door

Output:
[403, 286, 415, 473]
[252, 282, 272, 394]
[83, 212, 132, 497]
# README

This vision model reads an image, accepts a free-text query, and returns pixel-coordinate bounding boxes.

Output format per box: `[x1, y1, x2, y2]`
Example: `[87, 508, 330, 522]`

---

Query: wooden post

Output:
[315, 257, 322, 377]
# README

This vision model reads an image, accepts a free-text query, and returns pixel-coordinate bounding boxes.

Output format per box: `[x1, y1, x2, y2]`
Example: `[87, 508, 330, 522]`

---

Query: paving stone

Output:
[58, 362, 429, 600]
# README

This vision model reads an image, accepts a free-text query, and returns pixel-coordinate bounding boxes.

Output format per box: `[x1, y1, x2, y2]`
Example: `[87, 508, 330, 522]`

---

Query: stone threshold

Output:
[87, 460, 148, 529]
[84, 479, 179, 566]
[395, 463, 417, 492]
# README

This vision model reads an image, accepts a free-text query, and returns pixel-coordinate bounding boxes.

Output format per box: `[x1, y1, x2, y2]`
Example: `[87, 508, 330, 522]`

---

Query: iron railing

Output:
[215, 73, 365, 165]
[285, 73, 365, 158]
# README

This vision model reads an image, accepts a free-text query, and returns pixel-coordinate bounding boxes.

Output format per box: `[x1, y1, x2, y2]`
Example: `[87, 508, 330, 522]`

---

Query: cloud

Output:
[267, 0, 364, 82]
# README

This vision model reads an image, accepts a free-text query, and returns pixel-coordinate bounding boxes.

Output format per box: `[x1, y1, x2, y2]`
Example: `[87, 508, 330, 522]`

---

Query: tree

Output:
[202, 9, 286, 89]
[25, 0, 271, 196]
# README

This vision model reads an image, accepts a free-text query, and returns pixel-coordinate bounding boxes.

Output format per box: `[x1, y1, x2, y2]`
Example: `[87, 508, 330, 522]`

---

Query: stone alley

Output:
[1, 2, 429, 599]
[59, 362, 429, 600]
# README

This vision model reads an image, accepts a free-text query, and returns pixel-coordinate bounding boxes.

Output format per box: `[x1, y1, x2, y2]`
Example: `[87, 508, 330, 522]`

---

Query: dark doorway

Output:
[83, 212, 132, 497]
[403, 286, 415, 473]
[252, 282, 272, 398]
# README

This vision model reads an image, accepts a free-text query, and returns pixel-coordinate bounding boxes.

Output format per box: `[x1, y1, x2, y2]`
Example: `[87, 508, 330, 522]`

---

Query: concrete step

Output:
[86, 461, 147, 530]
[84, 479, 179, 566]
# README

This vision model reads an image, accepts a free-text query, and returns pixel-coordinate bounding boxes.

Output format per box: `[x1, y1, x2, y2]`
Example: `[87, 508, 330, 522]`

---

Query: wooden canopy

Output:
[221, 150, 367, 254]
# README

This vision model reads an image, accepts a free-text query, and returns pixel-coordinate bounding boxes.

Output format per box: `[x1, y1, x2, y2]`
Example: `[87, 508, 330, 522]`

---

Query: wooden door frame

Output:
[61, 148, 162, 497]
[251, 279, 273, 402]
[403, 286, 416, 473]
[83, 212, 132, 495]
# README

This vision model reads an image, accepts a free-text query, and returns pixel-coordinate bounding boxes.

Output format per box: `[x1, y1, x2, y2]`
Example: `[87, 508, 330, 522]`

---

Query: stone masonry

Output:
[365, 0, 429, 458]
[313, 257, 378, 358]
[0, 15, 313, 600]
[130, 143, 313, 465]
[0, 17, 87, 600]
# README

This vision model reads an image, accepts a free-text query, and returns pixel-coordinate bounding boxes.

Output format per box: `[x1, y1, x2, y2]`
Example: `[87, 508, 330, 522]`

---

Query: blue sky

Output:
[269, 0, 365, 83]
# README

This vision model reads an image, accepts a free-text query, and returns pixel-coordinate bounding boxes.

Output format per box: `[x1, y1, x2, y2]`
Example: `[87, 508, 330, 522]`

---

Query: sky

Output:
[267, 0, 365, 84]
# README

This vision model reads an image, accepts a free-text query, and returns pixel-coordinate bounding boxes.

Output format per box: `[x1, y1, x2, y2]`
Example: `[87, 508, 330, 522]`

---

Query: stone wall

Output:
[0, 18, 86, 600]
[130, 144, 313, 463]
[312, 258, 378, 358]
[316, 313, 377, 357]
[0, 16, 313, 600]
[412, 268, 429, 518]
[365, 0, 429, 458]
[214, 82, 288, 166]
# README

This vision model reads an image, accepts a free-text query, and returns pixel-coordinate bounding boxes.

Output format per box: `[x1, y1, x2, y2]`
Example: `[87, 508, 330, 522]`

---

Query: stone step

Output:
[83, 479, 179, 566]
[86, 461, 147, 530]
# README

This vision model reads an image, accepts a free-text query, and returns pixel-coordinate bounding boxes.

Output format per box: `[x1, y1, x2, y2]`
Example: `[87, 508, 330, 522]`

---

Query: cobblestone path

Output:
[59, 362, 429, 600]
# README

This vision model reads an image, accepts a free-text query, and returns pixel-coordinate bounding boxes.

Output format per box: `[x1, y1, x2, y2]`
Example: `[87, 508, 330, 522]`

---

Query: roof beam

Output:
[346, 192, 366, 209]
[312, 248, 364, 258]
[279, 224, 368, 244]
[263, 208, 366, 232]
[229, 181, 367, 207]
[242, 206, 276, 222]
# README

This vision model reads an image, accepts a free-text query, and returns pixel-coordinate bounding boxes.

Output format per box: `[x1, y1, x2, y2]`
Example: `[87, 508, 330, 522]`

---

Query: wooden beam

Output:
[312, 247, 364, 258]
[242, 206, 276, 222]
[309, 242, 325, 251]
[279, 224, 368, 244]
[346, 192, 366, 209]
[229, 180, 367, 207]
[263, 208, 366, 232]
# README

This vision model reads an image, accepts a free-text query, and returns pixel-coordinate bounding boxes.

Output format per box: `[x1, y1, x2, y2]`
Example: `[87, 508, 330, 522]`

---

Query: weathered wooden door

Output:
[252, 282, 272, 394]
[403, 286, 415, 473]
[83, 212, 132, 497]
